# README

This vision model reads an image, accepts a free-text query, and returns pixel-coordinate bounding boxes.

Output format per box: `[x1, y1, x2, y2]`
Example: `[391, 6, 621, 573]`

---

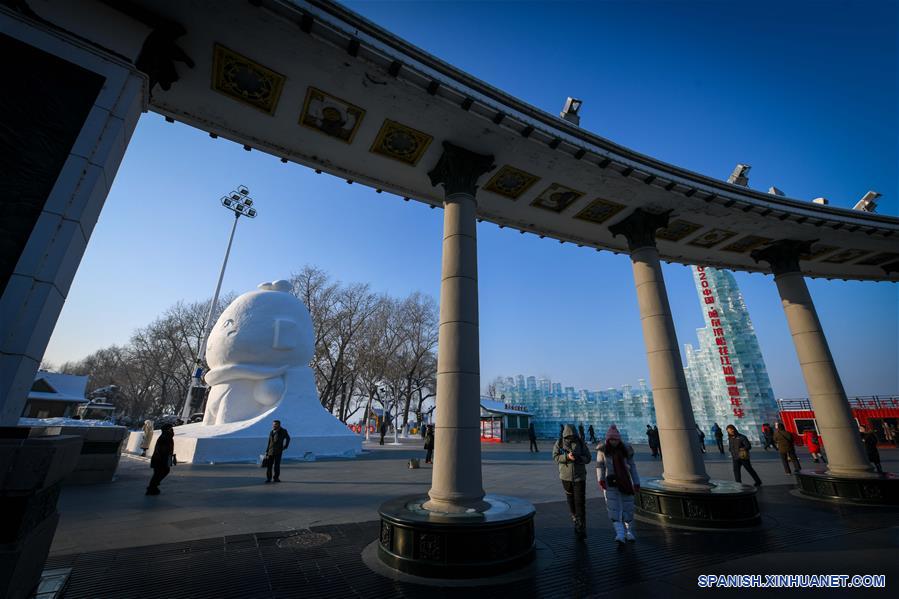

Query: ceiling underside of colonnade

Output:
[31, 0, 899, 281]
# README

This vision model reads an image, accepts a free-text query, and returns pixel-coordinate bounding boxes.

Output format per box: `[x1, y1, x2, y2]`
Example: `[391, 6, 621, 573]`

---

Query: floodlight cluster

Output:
[221, 185, 257, 218]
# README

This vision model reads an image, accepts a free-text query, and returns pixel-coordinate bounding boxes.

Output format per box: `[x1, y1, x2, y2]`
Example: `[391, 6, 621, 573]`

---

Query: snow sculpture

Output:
[128, 280, 361, 463]
[203, 280, 313, 425]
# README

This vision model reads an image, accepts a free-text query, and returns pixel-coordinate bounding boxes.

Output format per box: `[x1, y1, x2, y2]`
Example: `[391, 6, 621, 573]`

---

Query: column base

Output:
[377, 494, 535, 578]
[635, 478, 760, 528]
[796, 469, 899, 505]
[0, 428, 82, 599]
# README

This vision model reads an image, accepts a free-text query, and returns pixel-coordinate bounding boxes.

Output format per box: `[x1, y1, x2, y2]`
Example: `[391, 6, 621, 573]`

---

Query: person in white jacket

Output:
[596, 424, 641, 544]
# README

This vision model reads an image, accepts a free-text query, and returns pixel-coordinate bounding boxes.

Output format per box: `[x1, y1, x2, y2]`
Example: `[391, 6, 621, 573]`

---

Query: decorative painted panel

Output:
[370, 119, 433, 166]
[574, 198, 626, 224]
[483, 165, 540, 200]
[687, 228, 737, 248]
[656, 219, 702, 242]
[530, 183, 583, 213]
[822, 249, 871, 264]
[721, 235, 773, 253]
[855, 252, 899, 266]
[211, 44, 285, 115]
[801, 244, 839, 261]
[299, 87, 364, 143]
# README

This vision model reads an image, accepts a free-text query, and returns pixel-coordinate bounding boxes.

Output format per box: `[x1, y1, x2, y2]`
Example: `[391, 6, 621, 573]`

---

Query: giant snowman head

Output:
[206, 280, 314, 370]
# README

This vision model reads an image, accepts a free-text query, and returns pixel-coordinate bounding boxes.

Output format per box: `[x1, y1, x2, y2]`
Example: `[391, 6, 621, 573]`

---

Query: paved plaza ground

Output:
[46, 440, 898, 597]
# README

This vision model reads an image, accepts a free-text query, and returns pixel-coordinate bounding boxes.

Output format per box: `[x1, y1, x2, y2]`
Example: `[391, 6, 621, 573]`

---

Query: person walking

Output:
[528, 422, 539, 453]
[645, 425, 656, 457]
[553, 424, 592, 539]
[578, 423, 586, 442]
[653, 426, 662, 458]
[596, 424, 640, 544]
[761, 423, 774, 451]
[802, 429, 825, 463]
[861, 425, 883, 474]
[727, 424, 762, 486]
[588, 424, 596, 444]
[140, 419, 154, 457]
[697, 426, 706, 454]
[423, 424, 435, 464]
[146, 424, 174, 496]
[264, 420, 290, 483]
[379, 419, 388, 446]
[773, 423, 801, 475]
[712, 422, 725, 454]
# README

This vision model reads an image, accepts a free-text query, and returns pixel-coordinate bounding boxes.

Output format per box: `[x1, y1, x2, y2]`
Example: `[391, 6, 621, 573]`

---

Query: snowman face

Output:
[206, 289, 314, 369]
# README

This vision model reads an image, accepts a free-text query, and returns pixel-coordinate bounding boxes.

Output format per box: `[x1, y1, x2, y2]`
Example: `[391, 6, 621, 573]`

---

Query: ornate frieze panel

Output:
[211, 44, 285, 115]
[531, 183, 583, 213]
[370, 119, 433, 165]
[721, 235, 773, 253]
[483, 165, 540, 200]
[822, 248, 871, 264]
[299, 87, 364, 143]
[656, 219, 702, 242]
[688, 228, 738, 248]
[574, 198, 626, 224]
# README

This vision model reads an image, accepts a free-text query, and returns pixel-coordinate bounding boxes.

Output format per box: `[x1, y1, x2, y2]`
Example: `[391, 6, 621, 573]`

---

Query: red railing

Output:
[778, 396, 899, 412]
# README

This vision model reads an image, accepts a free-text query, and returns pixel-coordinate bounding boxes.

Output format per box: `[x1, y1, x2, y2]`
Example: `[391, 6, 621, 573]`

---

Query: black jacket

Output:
[266, 428, 291, 455]
[728, 433, 752, 460]
[150, 430, 174, 469]
[862, 432, 880, 460]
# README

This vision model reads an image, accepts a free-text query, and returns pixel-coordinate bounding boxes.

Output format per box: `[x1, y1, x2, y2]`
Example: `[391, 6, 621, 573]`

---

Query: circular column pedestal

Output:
[636, 478, 760, 528]
[796, 469, 899, 505]
[377, 494, 536, 578]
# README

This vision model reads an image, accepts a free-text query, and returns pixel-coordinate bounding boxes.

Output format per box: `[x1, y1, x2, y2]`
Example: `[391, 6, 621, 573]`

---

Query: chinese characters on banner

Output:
[697, 267, 744, 418]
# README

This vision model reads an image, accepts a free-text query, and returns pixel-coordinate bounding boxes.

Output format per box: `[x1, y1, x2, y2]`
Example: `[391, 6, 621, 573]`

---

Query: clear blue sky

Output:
[44, 0, 897, 398]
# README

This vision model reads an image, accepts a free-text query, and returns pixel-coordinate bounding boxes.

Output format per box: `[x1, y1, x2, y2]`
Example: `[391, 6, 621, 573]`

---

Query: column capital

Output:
[428, 141, 495, 198]
[750, 239, 814, 276]
[608, 208, 671, 251]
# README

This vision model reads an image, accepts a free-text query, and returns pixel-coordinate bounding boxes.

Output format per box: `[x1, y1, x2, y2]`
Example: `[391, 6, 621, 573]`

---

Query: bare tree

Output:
[57, 266, 439, 428]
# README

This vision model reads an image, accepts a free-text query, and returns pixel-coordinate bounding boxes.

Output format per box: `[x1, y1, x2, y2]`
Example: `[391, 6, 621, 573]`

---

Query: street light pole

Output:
[179, 186, 258, 422]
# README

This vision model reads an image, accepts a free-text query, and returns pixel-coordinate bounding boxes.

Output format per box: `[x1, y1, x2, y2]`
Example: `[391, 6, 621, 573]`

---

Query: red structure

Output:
[778, 396, 899, 447]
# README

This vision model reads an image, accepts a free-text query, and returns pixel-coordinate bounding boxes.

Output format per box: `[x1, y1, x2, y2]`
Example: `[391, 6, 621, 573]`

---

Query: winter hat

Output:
[606, 424, 622, 442]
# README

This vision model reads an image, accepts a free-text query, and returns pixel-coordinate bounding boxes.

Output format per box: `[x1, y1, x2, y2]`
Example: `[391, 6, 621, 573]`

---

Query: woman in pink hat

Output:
[596, 424, 641, 543]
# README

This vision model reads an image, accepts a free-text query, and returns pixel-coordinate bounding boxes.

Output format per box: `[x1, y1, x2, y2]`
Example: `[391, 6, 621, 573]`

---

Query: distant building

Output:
[22, 372, 89, 418]
[494, 377, 654, 441]
[479, 398, 531, 442]
[684, 266, 779, 442]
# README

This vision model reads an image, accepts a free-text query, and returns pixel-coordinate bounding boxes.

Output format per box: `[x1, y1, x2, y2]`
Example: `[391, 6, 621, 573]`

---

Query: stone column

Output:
[610, 209, 710, 488]
[424, 142, 495, 513]
[752, 240, 872, 475]
[0, 11, 146, 425]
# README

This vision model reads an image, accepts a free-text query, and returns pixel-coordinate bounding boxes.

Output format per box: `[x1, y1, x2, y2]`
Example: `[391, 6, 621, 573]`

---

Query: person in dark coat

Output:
[761, 423, 775, 451]
[528, 422, 539, 453]
[265, 420, 290, 483]
[379, 420, 388, 445]
[861, 425, 883, 473]
[553, 424, 592, 539]
[773, 423, 801, 474]
[578, 423, 586, 442]
[697, 426, 706, 454]
[712, 422, 725, 454]
[146, 424, 174, 496]
[646, 424, 657, 457]
[423, 424, 435, 463]
[727, 424, 762, 486]
[587, 424, 596, 444]
[653, 426, 662, 458]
